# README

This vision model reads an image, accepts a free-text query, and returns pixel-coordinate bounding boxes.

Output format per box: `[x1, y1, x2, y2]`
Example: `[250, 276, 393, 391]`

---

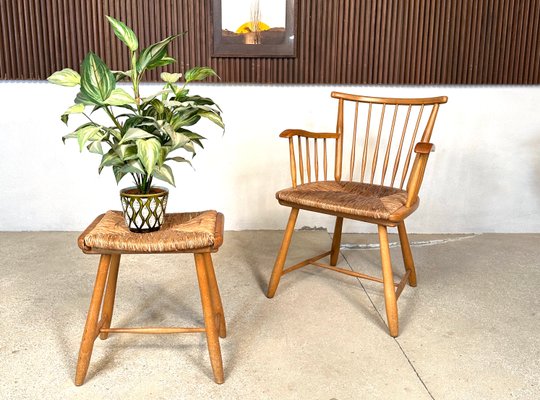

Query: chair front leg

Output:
[75, 254, 111, 386]
[377, 225, 399, 337]
[99, 254, 121, 340]
[267, 208, 299, 298]
[397, 222, 417, 287]
[330, 217, 343, 266]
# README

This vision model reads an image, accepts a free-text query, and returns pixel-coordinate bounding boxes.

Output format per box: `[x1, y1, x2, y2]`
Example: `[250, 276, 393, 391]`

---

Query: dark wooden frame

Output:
[211, 0, 296, 57]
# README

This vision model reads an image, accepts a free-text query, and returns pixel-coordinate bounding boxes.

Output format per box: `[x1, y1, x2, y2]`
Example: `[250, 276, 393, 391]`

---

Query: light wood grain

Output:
[195, 253, 225, 384]
[75, 254, 111, 386]
[204, 252, 227, 338]
[267, 208, 299, 298]
[330, 217, 343, 266]
[76, 212, 227, 385]
[99, 254, 120, 340]
[378, 225, 399, 337]
[398, 222, 417, 287]
[269, 91, 446, 337]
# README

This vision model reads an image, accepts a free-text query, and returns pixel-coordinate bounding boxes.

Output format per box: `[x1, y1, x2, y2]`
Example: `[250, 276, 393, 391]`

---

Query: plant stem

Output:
[83, 113, 113, 146]
[83, 113, 97, 124]
[131, 51, 142, 113]
[104, 107, 123, 131]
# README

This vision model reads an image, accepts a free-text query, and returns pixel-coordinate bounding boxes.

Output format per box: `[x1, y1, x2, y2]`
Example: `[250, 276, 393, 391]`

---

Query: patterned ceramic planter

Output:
[120, 187, 169, 233]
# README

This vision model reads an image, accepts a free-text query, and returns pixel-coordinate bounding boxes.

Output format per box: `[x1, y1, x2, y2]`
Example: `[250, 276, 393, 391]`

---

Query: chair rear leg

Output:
[267, 208, 299, 298]
[329, 217, 343, 266]
[99, 254, 121, 340]
[378, 225, 399, 337]
[75, 254, 111, 385]
[397, 222, 417, 287]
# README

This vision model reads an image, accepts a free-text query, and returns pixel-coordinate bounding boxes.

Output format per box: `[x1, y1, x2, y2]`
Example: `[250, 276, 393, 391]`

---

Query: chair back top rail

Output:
[331, 91, 448, 105]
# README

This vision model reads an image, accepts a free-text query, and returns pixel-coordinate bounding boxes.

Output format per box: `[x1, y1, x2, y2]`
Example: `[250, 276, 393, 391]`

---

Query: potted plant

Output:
[48, 16, 224, 233]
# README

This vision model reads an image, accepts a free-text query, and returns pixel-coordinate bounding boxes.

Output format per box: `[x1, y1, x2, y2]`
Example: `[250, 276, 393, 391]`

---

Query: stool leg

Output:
[75, 254, 111, 386]
[99, 254, 121, 340]
[195, 253, 224, 384]
[203, 253, 226, 338]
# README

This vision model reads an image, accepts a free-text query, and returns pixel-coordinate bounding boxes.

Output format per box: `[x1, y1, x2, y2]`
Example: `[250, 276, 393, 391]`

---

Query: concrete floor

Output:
[0, 230, 538, 399]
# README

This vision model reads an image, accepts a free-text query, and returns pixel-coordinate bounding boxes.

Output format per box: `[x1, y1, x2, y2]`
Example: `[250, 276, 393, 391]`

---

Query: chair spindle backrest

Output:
[332, 92, 447, 190]
[285, 93, 446, 192]
[285, 130, 338, 187]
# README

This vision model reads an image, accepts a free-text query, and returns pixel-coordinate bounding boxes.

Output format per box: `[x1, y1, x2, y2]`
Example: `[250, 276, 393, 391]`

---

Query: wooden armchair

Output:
[267, 92, 448, 337]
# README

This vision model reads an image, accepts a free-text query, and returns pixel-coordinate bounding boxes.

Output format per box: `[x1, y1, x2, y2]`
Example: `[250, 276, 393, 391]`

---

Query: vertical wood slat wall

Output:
[1, 0, 539, 84]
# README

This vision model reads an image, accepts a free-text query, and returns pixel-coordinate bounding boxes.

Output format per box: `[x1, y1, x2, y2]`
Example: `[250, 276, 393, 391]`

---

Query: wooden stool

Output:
[75, 210, 226, 385]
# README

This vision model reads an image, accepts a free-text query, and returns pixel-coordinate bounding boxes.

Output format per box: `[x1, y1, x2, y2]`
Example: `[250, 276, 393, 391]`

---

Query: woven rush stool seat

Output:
[80, 210, 220, 253]
[74, 210, 226, 386]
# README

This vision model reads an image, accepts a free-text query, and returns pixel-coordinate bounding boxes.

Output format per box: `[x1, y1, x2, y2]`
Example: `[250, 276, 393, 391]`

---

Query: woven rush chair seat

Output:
[277, 181, 409, 221]
[74, 209, 227, 386]
[79, 210, 220, 253]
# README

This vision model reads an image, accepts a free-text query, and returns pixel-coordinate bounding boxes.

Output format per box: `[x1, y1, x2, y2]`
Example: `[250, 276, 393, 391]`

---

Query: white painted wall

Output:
[0, 81, 539, 232]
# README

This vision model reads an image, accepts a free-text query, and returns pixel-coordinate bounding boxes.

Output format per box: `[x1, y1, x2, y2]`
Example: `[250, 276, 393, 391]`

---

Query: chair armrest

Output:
[406, 143, 435, 207]
[279, 129, 339, 139]
[414, 142, 435, 154]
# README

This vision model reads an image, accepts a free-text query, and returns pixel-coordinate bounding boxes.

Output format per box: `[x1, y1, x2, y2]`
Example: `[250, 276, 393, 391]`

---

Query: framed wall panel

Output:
[1, 0, 539, 84]
[212, 0, 296, 57]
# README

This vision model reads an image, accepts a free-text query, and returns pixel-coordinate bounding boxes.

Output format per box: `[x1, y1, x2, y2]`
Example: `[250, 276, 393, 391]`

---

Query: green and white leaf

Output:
[114, 144, 138, 160]
[171, 87, 189, 99]
[75, 125, 102, 152]
[136, 138, 161, 175]
[80, 52, 116, 104]
[137, 34, 181, 73]
[99, 150, 123, 173]
[183, 141, 196, 154]
[113, 70, 133, 81]
[113, 165, 127, 184]
[64, 103, 85, 114]
[161, 72, 182, 83]
[61, 103, 85, 124]
[163, 100, 183, 107]
[119, 159, 146, 175]
[106, 16, 138, 51]
[149, 56, 176, 69]
[105, 88, 136, 105]
[186, 95, 222, 111]
[152, 164, 175, 186]
[47, 68, 81, 87]
[184, 67, 218, 83]
[87, 141, 104, 154]
[171, 110, 200, 129]
[199, 111, 225, 129]
[167, 156, 192, 165]
[141, 90, 171, 104]
[148, 99, 165, 115]
[62, 131, 78, 143]
[105, 127, 122, 142]
[74, 90, 97, 106]
[119, 127, 156, 144]
[168, 130, 190, 151]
